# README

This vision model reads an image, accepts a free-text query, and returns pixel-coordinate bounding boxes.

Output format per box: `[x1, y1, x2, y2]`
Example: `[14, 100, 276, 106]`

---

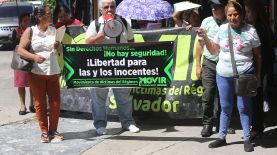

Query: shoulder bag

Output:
[11, 27, 34, 72]
[228, 24, 257, 96]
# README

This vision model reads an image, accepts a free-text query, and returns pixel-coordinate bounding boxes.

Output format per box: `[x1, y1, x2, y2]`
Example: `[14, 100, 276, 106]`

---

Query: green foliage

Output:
[42, 0, 56, 11]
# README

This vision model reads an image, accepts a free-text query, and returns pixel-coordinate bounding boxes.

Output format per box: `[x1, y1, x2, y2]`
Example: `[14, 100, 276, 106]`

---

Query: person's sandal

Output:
[41, 132, 50, 143]
[49, 131, 64, 142]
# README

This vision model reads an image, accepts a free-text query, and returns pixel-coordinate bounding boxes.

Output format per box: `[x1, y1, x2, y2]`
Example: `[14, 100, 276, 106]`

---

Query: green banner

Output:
[63, 42, 174, 88]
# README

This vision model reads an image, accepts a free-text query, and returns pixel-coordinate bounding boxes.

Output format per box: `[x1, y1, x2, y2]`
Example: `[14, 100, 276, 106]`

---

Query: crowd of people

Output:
[12, 0, 274, 152]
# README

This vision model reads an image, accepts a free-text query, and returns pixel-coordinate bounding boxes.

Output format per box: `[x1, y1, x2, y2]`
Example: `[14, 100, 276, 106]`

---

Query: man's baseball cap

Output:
[209, 0, 228, 6]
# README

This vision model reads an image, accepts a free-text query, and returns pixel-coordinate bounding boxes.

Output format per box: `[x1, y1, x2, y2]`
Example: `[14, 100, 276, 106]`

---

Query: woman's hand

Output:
[195, 28, 206, 38]
[33, 55, 46, 64]
[54, 41, 60, 50]
[196, 65, 202, 79]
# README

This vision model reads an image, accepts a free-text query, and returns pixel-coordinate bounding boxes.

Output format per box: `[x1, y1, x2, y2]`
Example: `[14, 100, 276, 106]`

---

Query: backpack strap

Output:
[95, 18, 100, 33]
[116, 15, 128, 43]
[28, 27, 33, 53]
[29, 27, 33, 41]
[119, 16, 127, 30]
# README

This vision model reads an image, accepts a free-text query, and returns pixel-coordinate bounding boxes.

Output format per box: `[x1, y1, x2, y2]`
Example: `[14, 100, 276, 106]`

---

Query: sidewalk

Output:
[82, 121, 277, 155]
[1, 51, 277, 155]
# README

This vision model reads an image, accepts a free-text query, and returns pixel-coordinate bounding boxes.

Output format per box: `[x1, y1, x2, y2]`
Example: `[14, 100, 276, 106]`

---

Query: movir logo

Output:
[139, 77, 166, 86]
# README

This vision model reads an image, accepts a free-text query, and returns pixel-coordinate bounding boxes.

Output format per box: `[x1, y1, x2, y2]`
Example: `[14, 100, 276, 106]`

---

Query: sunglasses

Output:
[103, 5, 115, 10]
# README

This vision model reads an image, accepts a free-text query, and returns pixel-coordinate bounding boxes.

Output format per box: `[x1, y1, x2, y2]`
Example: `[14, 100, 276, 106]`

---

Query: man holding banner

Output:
[85, 0, 139, 135]
[196, 0, 228, 137]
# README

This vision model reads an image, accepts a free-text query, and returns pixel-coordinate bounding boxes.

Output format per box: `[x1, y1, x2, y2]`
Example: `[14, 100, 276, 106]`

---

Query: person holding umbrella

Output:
[85, 0, 140, 135]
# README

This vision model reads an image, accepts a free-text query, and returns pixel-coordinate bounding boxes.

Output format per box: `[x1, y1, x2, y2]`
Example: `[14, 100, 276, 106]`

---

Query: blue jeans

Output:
[216, 74, 252, 140]
[90, 88, 135, 129]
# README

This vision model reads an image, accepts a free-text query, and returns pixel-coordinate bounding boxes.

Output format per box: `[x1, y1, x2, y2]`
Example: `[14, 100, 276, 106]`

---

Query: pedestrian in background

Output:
[244, 0, 275, 140]
[54, 4, 83, 28]
[197, 0, 262, 152]
[17, 5, 63, 143]
[12, 13, 35, 115]
[85, 0, 140, 135]
[172, 10, 191, 28]
[172, 9, 200, 29]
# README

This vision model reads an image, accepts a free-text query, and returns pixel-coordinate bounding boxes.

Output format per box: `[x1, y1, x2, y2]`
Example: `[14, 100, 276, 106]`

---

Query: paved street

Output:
[1, 50, 277, 155]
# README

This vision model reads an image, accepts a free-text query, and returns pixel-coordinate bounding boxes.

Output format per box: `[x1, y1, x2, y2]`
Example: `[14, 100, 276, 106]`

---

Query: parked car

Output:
[0, 2, 34, 48]
[28, 0, 43, 9]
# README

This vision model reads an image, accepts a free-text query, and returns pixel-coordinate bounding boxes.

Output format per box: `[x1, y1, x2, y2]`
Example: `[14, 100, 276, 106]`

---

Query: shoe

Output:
[208, 138, 227, 148]
[19, 109, 27, 115]
[18, 108, 27, 115]
[201, 125, 213, 137]
[96, 127, 107, 135]
[127, 124, 140, 133]
[227, 128, 236, 134]
[250, 130, 263, 140]
[49, 131, 64, 142]
[244, 140, 254, 152]
[41, 132, 50, 143]
[29, 105, 35, 113]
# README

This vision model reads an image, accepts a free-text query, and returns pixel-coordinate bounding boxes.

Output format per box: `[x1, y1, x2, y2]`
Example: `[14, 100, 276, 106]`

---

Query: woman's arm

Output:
[17, 28, 45, 64]
[172, 11, 183, 27]
[85, 33, 105, 44]
[196, 39, 204, 79]
[252, 47, 262, 87]
[196, 28, 220, 54]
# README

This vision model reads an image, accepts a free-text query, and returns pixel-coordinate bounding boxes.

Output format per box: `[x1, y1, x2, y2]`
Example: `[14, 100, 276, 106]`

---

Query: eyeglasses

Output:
[44, 12, 52, 17]
[103, 5, 115, 10]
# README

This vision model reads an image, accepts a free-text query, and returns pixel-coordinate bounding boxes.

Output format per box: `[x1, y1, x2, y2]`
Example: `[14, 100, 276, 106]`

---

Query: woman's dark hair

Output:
[53, 4, 70, 23]
[57, 5, 70, 14]
[34, 5, 47, 17]
[33, 5, 49, 24]
[244, 0, 270, 28]
[19, 13, 30, 24]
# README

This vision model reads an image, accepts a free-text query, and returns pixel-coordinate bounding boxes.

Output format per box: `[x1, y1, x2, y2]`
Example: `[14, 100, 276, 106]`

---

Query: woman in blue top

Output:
[197, 0, 262, 152]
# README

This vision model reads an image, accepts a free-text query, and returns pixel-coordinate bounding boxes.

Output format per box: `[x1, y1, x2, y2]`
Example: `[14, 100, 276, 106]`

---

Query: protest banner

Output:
[63, 42, 174, 88]
[59, 26, 205, 118]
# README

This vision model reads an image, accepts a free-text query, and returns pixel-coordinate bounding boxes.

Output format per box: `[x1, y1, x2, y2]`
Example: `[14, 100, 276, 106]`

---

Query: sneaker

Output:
[127, 124, 140, 133]
[244, 140, 254, 152]
[201, 125, 213, 137]
[96, 127, 107, 135]
[49, 131, 64, 142]
[208, 138, 227, 148]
